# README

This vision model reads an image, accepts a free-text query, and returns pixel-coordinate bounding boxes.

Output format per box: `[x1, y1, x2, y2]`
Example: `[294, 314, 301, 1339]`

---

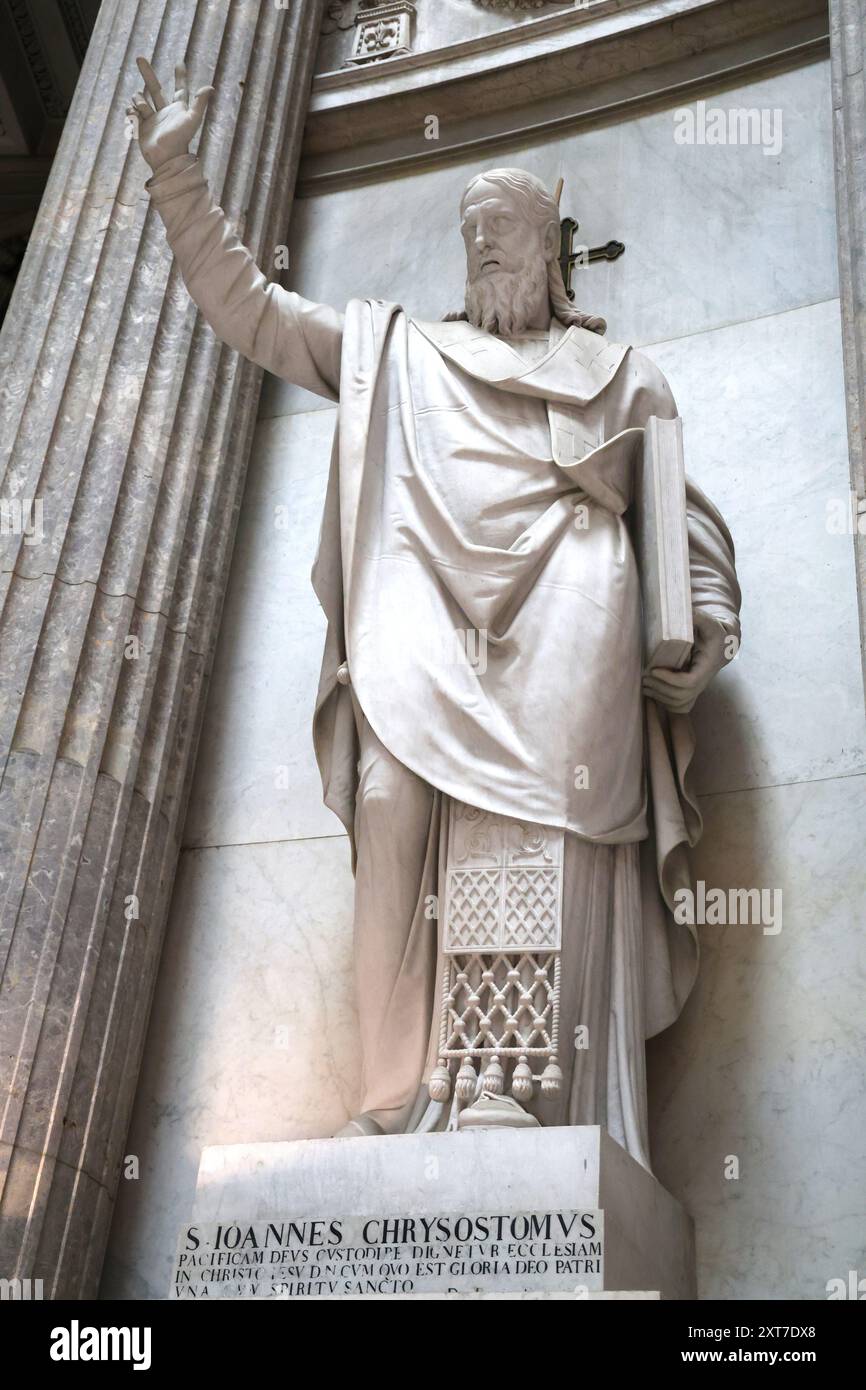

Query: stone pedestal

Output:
[172, 1127, 695, 1300]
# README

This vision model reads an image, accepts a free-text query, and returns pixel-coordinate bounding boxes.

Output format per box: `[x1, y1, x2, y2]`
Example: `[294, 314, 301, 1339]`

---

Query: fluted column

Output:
[830, 0, 866, 696]
[0, 0, 325, 1298]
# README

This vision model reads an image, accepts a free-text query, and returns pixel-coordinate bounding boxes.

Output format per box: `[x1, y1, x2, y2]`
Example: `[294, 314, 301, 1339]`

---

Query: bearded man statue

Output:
[129, 60, 741, 1170]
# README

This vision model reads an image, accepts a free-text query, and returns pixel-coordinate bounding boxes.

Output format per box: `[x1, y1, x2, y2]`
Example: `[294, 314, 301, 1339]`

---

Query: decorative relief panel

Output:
[431, 801, 564, 1115]
[348, 2, 417, 64]
[444, 803, 563, 953]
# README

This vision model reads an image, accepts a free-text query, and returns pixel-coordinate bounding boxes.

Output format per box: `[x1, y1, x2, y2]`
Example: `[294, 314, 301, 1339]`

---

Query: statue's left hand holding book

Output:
[638, 414, 739, 715]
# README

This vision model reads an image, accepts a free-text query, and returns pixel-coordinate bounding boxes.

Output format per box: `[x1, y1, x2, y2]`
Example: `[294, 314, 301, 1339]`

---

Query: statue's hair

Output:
[446, 167, 607, 335]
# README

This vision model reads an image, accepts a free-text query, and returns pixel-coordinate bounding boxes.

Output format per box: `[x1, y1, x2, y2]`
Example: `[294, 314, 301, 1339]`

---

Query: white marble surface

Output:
[101, 836, 360, 1300]
[645, 298, 866, 796]
[262, 61, 837, 419]
[648, 772, 866, 1301]
[186, 1126, 695, 1299]
[183, 408, 342, 849]
[193, 1127, 604, 1218]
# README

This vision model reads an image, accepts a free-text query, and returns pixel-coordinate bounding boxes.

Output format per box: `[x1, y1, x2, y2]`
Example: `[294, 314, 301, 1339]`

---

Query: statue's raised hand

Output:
[128, 58, 213, 173]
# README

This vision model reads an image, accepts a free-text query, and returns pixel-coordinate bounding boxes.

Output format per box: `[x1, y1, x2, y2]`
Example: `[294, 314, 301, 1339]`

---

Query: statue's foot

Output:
[333, 1112, 385, 1139]
[456, 1090, 540, 1131]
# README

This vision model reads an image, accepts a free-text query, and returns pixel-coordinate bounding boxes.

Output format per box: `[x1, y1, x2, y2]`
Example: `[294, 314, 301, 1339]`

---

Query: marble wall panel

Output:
[102, 835, 360, 1299]
[647, 772, 866, 1301]
[183, 408, 342, 849]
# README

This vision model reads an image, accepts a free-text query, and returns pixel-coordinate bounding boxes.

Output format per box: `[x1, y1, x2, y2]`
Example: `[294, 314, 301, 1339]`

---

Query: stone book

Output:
[636, 415, 694, 670]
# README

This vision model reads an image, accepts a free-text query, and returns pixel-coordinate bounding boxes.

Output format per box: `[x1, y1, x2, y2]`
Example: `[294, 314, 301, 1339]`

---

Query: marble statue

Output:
[129, 59, 741, 1169]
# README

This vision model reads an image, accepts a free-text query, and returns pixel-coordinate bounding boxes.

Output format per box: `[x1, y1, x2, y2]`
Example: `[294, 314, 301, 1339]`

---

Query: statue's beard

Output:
[464, 259, 549, 336]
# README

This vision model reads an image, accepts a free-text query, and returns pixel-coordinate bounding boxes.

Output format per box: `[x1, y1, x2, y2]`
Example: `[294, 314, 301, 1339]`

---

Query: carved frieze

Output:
[347, 2, 417, 64]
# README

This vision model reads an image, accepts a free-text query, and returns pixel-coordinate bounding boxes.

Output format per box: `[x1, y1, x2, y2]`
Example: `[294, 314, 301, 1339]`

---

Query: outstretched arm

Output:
[129, 59, 342, 400]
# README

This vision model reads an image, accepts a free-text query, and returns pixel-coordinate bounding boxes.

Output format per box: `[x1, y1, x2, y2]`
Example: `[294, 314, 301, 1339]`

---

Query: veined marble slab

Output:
[175, 1126, 695, 1300]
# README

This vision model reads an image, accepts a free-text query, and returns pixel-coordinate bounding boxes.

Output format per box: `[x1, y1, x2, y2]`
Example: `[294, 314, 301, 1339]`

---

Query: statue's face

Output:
[460, 179, 549, 285]
[460, 176, 557, 335]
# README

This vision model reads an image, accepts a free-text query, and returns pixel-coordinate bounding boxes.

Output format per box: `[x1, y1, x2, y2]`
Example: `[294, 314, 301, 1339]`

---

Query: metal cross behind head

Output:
[559, 216, 625, 300]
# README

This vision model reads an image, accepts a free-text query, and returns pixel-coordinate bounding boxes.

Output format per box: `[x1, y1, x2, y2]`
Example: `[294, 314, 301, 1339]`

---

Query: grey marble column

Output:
[0, 0, 325, 1298]
[830, 0, 866, 694]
